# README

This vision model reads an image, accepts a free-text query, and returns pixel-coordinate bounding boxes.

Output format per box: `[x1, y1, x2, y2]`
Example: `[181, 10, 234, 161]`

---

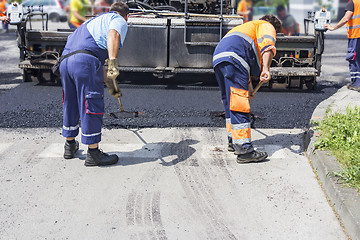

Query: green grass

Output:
[314, 105, 360, 192]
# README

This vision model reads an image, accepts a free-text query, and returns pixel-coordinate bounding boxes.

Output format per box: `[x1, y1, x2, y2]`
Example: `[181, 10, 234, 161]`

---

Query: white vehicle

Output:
[21, 0, 67, 22]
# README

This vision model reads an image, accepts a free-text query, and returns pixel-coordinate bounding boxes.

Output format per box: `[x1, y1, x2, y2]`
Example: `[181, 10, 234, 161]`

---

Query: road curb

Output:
[305, 88, 360, 240]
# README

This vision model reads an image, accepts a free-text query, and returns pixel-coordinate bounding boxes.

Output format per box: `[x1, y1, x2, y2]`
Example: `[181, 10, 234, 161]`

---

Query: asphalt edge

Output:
[305, 88, 360, 240]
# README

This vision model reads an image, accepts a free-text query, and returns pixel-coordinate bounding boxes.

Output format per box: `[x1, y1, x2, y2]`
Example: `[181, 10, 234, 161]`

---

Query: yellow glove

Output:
[105, 80, 122, 98]
[107, 58, 119, 80]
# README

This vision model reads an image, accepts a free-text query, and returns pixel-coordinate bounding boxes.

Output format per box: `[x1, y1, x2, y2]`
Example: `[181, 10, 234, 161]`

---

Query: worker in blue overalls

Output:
[213, 15, 281, 164]
[59, 1, 129, 166]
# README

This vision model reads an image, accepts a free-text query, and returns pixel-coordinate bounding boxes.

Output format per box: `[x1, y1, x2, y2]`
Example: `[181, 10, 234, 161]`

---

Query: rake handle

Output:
[251, 81, 264, 97]
[117, 97, 124, 112]
[111, 78, 124, 112]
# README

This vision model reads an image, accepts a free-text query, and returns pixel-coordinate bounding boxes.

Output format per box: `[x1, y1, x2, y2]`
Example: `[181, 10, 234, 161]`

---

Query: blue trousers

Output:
[214, 62, 254, 154]
[347, 38, 360, 87]
[60, 53, 104, 145]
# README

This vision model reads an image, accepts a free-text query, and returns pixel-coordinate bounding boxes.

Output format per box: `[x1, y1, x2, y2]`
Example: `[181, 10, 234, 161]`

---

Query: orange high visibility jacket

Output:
[213, 20, 277, 78]
[237, 0, 252, 22]
[347, 0, 360, 39]
[0, 0, 7, 16]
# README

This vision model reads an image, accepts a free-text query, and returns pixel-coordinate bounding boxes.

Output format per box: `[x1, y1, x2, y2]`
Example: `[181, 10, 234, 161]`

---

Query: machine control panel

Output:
[314, 8, 331, 31]
[7, 3, 24, 25]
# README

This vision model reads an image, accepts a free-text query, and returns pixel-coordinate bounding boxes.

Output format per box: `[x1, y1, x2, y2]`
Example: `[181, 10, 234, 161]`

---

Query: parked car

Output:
[21, 0, 67, 22]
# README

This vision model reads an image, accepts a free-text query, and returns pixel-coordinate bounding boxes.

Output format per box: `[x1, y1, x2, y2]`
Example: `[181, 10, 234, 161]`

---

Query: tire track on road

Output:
[125, 136, 168, 240]
[172, 129, 238, 239]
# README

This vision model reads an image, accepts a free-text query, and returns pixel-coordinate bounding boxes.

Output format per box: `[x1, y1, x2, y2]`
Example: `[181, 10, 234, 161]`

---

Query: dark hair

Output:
[276, 5, 286, 12]
[260, 14, 282, 33]
[110, 1, 129, 17]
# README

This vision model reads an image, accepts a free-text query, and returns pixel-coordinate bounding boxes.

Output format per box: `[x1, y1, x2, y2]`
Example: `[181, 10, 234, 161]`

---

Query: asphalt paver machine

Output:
[7, 1, 329, 89]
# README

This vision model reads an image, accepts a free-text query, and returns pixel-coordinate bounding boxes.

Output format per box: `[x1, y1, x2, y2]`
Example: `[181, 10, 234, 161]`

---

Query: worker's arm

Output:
[286, 25, 295, 36]
[237, 10, 251, 16]
[325, 11, 353, 31]
[72, 10, 87, 23]
[106, 29, 120, 81]
[105, 29, 122, 97]
[260, 50, 274, 82]
[0, 16, 10, 23]
[107, 29, 120, 59]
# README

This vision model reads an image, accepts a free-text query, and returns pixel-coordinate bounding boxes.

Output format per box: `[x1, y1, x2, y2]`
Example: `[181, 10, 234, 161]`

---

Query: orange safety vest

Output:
[347, 0, 360, 39]
[0, 0, 7, 16]
[226, 20, 277, 68]
[213, 20, 276, 119]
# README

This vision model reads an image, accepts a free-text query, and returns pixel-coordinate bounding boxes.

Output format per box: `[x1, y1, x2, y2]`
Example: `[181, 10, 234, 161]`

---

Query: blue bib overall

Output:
[60, 20, 109, 145]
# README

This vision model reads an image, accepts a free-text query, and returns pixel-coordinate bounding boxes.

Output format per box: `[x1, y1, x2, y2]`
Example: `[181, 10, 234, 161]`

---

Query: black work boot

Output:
[347, 84, 360, 92]
[85, 148, 119, 167]
[228, 141, 235, 152]
[63, 140, 79, 159]
[236, 150, 268, 164]
[228, 143, 235, 152]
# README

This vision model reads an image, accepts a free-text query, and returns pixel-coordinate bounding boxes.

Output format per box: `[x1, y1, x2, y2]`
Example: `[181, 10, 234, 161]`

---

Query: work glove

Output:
[107, 58, 119, 80]
[105, 80, 122, 98]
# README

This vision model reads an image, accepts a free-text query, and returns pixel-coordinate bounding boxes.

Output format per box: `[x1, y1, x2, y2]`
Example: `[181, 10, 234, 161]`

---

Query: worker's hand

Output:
[324, 24, 334, 31]
[107, 58, 119, 80]
[260, 70, 271, 83]
[0, 16, 10, 23]
[105, 80, 122, 98]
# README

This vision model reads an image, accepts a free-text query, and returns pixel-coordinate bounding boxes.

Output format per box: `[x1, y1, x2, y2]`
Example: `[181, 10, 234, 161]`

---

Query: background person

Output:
[94, 0, 111, 14]
[213, 14, 281, 164]
[237, 0, 253, 22]
[0, 0, 8, 33]
[68, 0, 89, 29]
[59, 2, 129, 166]
[325, 0, 360, 91]
[276, 5, 299, 36]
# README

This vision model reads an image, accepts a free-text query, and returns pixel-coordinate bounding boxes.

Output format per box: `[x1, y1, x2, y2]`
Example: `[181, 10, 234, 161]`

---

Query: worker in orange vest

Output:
[237, 0, 253, 22]
[213, 15, 282, 163]
[276, 5, 299, 36]
[0, 0, 9, 33]
[325, 0, 360, 91]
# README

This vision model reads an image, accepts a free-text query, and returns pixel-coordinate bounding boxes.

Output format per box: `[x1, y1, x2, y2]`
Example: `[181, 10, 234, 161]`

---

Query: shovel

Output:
[106, 78, 143, 119]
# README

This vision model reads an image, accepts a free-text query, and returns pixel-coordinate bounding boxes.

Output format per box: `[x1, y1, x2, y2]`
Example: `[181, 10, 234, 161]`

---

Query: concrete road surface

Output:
[0, 127, 347, 239]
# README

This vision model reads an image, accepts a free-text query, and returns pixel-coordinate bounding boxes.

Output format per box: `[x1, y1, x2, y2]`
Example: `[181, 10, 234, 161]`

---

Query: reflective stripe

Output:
[347, 24, 360, 30]
[257, 34, 276, 44]
[231, 127, 251, 140]
[213, 52, 250, 74]
[224, 32, 260, 69]
[226, 123, 231, 133]
[351, 14, 360, 20]
[226, 118, 232, 133]
[63, 125, 79, 131]
[350, 72, 360, 75]
[351, 76, 360, 78]
[232, 123, 251, 130]
[82, 131, 101, 137]
[233, 138, 251, 144]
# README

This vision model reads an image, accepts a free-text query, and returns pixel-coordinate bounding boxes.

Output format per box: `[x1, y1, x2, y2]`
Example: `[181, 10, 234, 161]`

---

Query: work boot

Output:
[63, 140, 79, 159]
[347, 84, 360, 92]
[85, 148, 119, 167]
[236, 150, 268, 164]
[228, 142, 235, 152]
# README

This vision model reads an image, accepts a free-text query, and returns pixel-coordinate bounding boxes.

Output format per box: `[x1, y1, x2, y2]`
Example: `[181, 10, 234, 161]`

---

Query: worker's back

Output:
[213, 20, 276, 77]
